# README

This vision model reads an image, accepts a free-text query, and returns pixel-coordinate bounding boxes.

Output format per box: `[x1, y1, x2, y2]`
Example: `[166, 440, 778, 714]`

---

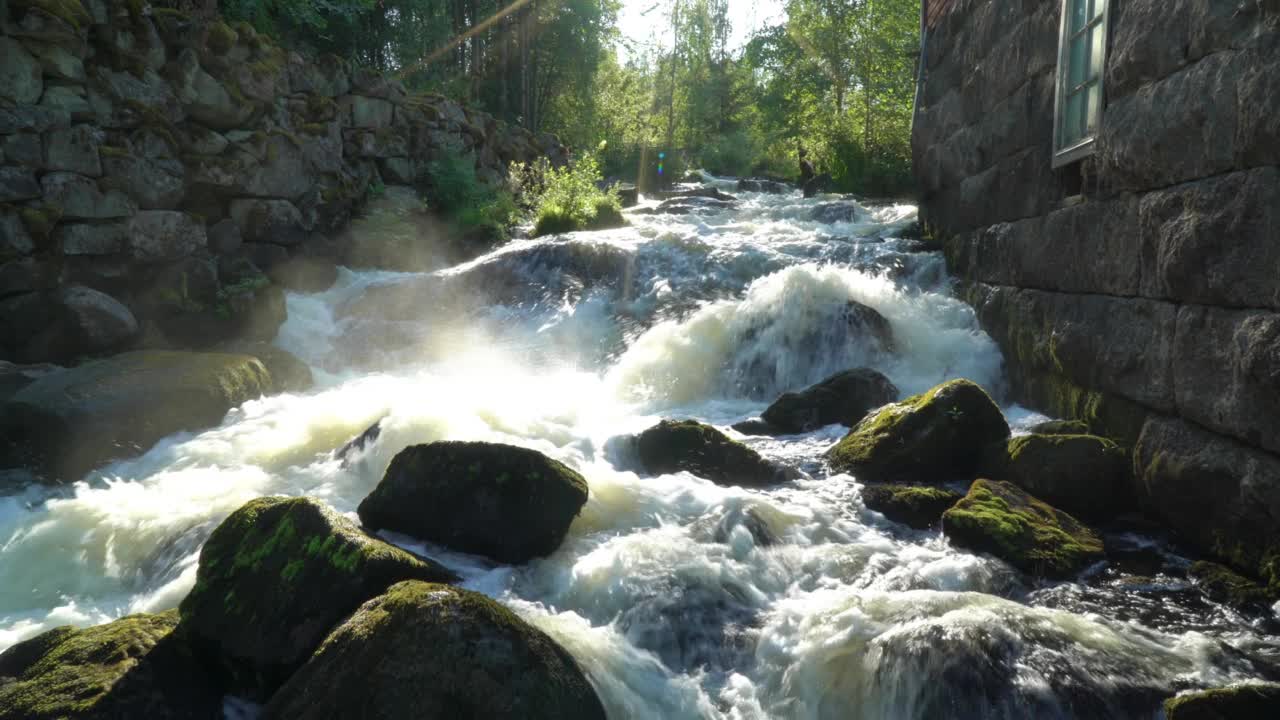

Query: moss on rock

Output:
[0, 611, 221, 720]
[0, 351, 274, 480]
[942, 479, 1105, 578]
[358, 441, 590, 564]
[862, 484, 962, 529]
[1027, 419, 1091, 435]
[636, 419, 801, 487]
[826, 379, 1009, 483]
[262, 581, 605, 720]
[1164, 684, 1280, 720]
[996, 433, 1130, 521]
[1187, 561, 1279, 612]
[178, 496, 457, 699]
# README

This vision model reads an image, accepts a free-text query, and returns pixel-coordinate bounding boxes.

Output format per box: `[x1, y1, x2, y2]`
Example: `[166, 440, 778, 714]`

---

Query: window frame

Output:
[1052, 0, 1112, 168]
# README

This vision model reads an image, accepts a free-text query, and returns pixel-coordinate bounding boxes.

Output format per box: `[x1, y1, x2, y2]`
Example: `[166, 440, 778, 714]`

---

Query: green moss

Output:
[19, 205, 61, 242]
[97, 144, 131, 160]
[943, 479, 1104, 578]
[207, 21, 238, 55]
[827, 378, 1009, 482]
[1188, 561, 1278, 610]
[299, 122, 329, 136]
[12, 0, 92, 29]
[862, 484, 962, 529]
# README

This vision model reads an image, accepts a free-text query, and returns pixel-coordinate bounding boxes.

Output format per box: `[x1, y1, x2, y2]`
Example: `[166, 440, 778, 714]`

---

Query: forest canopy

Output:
[213, 0, 920, 195]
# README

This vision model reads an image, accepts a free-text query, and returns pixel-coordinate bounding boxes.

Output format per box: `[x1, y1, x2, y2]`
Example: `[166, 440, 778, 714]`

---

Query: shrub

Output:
[527, 154, 624, 237]
[421, 149, 517, 242]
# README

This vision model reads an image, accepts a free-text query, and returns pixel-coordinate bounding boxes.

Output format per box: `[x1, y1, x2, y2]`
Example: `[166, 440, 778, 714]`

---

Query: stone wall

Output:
[0, 0, 563, 364]
[913, 0, 1280, 591]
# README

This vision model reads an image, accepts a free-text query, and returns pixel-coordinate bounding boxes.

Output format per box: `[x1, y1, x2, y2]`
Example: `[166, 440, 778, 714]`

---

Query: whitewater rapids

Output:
[1, 177, 1276, 718]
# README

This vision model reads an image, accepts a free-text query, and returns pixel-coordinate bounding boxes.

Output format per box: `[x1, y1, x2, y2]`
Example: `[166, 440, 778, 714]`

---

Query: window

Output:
[1053, 0, 1110, 167]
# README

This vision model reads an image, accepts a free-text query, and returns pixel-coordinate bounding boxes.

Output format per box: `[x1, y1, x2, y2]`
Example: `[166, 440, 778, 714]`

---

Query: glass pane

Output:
[1069, 0, 1089, 33]
[1062, 91, 1085, 146]
[1091, 0, 1106, 22]
[1068, 33, 1089, 88]
[1089, 22, 1106, 80]
[1085, 83, 1101, 134]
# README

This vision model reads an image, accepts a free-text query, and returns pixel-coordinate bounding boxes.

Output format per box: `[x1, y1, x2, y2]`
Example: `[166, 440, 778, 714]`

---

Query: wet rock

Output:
[39, 85, 92, 119]
[653, 186, 737, 202]
[336, 418, 383, 464]
[0, 360, 61, 404]
[179, 496, 456, 699]
[736, 177, 790, 194]
[168, 48, 254, 129]
[994, 433, 1130, 521]
[742, 368, 898, 435]
[1027, 419, 1091, 435]
[56, 222, 126, 255]
[57, 284, 139, 353]
[826, 379, 1010, 483]
[217, 341, 313, 394]
[359, 441, 590, 564]
[1187, 561, 1279, 614]
[0, 36, 42, 105]
[809, 201, 862, 223]
[637, 419, 801, 487]
[0, 166, 41, 203]
[44, 124, 103, 176]
[0, 610, 222, 720]
[100, 141, 186, 210]
[0, 350, 273, 479]
[1163, 683, 1280, 720]
[943, 479, 1105, 578]
[635, 196, 736, 215]
[40, 171, 135, 219]
[0, 215, 34, 257]
[615, 182, 638, 207]
[262, 580, 606, 720]
[230, 198, 306, 246]
[127, 211, 207, 262]
[863, 484, 962, 529]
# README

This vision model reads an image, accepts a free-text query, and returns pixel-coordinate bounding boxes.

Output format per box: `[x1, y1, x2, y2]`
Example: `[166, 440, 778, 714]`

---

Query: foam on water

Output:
[1, 178, 1275, 718]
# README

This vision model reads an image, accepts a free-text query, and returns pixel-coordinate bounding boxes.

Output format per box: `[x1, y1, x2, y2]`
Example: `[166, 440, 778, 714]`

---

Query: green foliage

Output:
[421, 149, 517, 241]
[526, 155, 623, 237]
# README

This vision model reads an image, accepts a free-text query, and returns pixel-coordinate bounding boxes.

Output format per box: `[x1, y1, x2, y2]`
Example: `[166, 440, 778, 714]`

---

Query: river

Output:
[1, 176, 1277, 718]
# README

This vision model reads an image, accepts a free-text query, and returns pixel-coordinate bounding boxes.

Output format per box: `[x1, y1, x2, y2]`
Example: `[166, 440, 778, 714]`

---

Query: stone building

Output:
[912, 0, 1280, 591]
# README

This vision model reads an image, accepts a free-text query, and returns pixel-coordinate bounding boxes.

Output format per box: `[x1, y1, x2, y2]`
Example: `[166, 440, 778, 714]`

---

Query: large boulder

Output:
[1187, 561, 1279, 614]
[0, 351, 274, 480]
[736, 178, 790, 194]
[942, 479, 1105, 578]
[0, 611, 222, 720]
[736, 368, 898, 435]
[862, 484, 962, 530]
[1164, 684, 1280, 720]
[262, 581, 606, 720]
[826, 379, 1010, 483]
[358, 442, 589, 564]
[179, 496, 456, 699]
[994, 433, 1130, 521]
[636, 419, 801, 487]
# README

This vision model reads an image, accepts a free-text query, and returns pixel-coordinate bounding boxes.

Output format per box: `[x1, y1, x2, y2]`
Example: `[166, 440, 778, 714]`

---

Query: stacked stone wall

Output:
[0, 0, 563, 364]
[913, 0, 1280, 589]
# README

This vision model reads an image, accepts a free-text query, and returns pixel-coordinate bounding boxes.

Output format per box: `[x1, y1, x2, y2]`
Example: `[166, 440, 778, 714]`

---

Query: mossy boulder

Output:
[1164, 684, 1280, 720]
[734, 368, 898, 435]
[179, 496, 457, 699]
[1028, 419, 1091, 436]
[358, 442, 590, 564]
[942, 479, 1105, 578]
[1187, 561, 1279, 613]
[0, 611, 221, 720]
[862, 484, 962, 529]
[262, 581, 605, 720]
[636, 419, 801, 487]
[826, 379, 1010, 483]
[995, 433, 1130, 521]
[0, 351, 274, 480]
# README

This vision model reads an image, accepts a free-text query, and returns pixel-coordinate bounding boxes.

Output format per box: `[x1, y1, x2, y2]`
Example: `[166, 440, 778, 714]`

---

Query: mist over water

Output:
[2, 178, 1276, 717]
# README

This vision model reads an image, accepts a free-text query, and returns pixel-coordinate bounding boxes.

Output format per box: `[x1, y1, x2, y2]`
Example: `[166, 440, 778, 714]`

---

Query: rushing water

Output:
[2, 176, 1277, 718]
